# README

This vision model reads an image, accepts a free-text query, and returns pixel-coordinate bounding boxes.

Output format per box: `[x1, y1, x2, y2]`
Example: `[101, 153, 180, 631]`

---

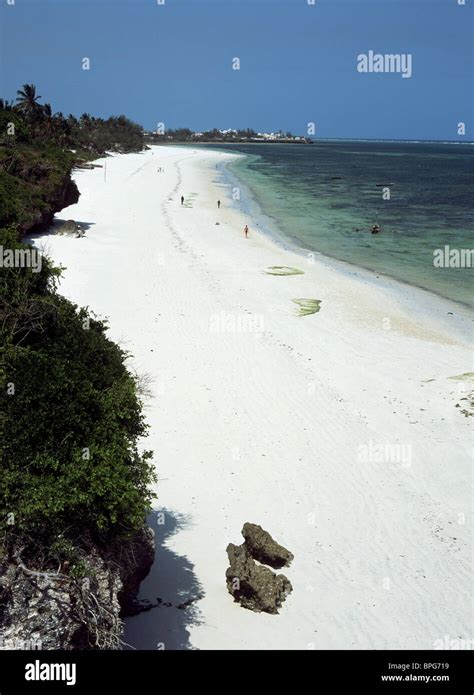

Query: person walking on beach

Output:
[181, 195, 184, 206]
[244, 224, 249, 238]
[217, 200, 221, 209]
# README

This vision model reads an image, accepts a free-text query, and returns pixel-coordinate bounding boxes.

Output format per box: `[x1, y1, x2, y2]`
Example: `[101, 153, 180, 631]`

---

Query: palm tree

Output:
[16, 84, 42, 118]
[80, 113, 92, 128]
[42, 103, 55, 138]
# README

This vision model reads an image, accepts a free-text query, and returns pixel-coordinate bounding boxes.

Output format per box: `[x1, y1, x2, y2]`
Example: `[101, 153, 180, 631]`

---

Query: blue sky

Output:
[0, 0, 472, 140]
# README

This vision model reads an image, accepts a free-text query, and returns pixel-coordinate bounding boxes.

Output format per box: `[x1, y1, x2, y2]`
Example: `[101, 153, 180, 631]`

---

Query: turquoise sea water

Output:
[209, 141, 473, 308]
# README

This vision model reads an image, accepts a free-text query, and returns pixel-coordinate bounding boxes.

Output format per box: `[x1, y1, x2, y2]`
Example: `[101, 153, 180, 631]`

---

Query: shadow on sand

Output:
[122, 509, 204, 651]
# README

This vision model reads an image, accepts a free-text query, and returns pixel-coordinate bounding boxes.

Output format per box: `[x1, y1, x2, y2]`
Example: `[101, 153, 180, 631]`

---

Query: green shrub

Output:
[0, 228, 156, 547]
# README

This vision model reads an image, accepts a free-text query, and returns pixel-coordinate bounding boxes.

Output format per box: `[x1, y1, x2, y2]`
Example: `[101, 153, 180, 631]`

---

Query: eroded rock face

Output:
[23, 179, 80, 236]
[226, 525, 293, 615]
[242, 522, 294, 569]
[0, 526, 155, 650]
[118, 526, 155, 617]
[0, 547, 122, 650]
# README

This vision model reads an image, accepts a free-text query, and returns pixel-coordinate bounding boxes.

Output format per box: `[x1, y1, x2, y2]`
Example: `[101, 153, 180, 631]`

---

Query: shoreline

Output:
[221, 147, 473, 316]
[215, 149, 473, 345]
[31, 145, 472, 649]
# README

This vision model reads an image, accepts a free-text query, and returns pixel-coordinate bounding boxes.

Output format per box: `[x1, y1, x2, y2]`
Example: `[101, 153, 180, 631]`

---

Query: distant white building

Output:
[256, 132, 283, 141]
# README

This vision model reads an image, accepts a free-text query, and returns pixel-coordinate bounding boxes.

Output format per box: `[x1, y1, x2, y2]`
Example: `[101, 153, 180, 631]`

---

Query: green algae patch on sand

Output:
[265, 266, 305, 276]
[448, 372, 474, 382]
[292, 298, 321, 316]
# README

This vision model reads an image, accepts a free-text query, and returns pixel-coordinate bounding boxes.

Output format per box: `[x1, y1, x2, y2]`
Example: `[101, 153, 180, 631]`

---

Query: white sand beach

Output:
[32, 145, 472, 650]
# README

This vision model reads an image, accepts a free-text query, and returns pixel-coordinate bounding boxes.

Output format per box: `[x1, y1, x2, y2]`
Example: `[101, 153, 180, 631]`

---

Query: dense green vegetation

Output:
[0, 87, 155, 562]
[0, 84, 145, 237]
[0, 143, 78, 234]
[0, 228, 156, 550]
[1, 84, 144, 154]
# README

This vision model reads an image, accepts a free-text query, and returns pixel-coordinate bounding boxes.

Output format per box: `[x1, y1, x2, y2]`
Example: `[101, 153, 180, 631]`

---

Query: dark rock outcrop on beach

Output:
[242, 522, 294, 569]
[226, 543, 292, 614]
[0, 527, 155, 650]
[226, 524, 293, 614]
[56, 219, 86, 237]
[118, 526, 156, 617]
[47, 180, 80, 227]
[18, 175, 79, 237]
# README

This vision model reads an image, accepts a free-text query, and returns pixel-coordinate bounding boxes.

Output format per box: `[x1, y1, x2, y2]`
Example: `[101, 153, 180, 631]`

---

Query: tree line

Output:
[1, 83, 144, 155]
[149, 127, 305, 142]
